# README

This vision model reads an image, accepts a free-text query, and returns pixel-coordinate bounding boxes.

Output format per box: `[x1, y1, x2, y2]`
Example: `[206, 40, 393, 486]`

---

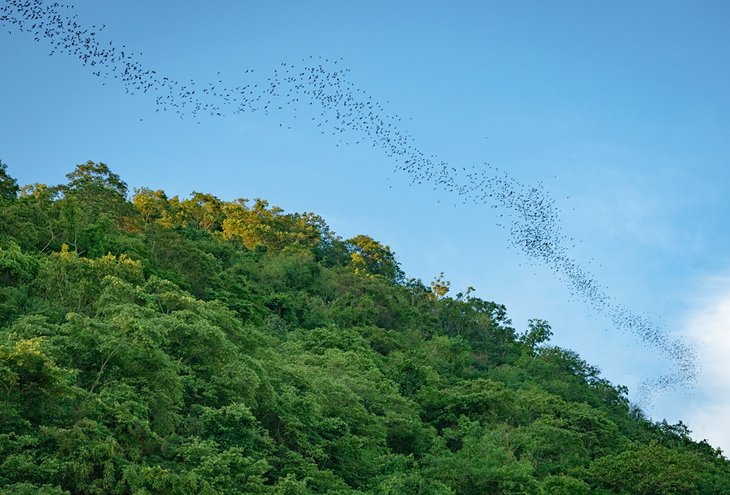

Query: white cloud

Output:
[677, 275, 730, 454]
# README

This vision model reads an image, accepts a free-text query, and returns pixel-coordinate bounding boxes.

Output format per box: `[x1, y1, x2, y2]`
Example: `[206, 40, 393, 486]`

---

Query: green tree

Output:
[587, 441, 706, 494]
[0, 160, 20, 201]
[1, 164, 729, 494]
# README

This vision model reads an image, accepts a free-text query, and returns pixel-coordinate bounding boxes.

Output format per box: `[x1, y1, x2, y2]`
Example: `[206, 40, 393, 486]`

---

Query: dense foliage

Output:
[1, 161, 728, 494]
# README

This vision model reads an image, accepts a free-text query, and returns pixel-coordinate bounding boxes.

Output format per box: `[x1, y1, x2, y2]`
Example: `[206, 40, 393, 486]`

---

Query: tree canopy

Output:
[1, 161, 728, 494]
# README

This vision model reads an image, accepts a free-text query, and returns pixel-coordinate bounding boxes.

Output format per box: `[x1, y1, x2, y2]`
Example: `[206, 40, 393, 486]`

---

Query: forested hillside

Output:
[1, 161, 728, 494]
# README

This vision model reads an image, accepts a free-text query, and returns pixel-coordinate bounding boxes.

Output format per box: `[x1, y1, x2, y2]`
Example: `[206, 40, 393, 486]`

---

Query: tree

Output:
[57, 162, 135, 256]
[177, 191, 225, 232]
[587, 442, 706, 494]
[0, 160, 20, 201]
[2, 164, 729, 494]
[347, 234, 404, 282]
[64, 161, 128, 199]
[520, 318, 553, 352]
[132, 187, 173, 224]
[430, 272, 451, 300]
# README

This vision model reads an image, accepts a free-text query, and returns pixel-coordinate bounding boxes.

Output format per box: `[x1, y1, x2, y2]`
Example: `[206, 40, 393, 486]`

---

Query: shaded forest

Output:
[1, 161, 728, 494]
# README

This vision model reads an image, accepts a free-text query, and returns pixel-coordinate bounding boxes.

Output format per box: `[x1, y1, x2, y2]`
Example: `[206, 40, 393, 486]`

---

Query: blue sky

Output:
[2, 0, 730, 452]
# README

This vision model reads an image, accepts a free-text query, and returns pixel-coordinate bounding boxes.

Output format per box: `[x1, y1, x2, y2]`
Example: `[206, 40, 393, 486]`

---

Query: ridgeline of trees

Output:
[1, 161, 728, 494]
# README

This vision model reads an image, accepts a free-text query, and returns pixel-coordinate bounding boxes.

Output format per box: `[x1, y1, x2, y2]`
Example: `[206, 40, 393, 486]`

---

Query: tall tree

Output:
[0, 160, 20, 201]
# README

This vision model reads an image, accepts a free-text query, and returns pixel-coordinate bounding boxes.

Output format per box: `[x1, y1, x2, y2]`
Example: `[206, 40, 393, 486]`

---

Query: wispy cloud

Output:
[677, 274, 730, 454]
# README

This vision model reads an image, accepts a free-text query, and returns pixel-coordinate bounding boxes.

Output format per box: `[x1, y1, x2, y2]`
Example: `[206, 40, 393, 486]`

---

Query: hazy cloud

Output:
[679, 274, 730, 454]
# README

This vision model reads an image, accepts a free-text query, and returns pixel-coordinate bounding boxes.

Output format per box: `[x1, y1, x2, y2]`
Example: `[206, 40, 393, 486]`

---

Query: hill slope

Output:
[1, 161, 728, 494]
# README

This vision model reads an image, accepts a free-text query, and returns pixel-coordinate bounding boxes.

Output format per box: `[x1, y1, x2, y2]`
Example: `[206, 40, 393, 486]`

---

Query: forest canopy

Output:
[1, 161, 728, 494]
